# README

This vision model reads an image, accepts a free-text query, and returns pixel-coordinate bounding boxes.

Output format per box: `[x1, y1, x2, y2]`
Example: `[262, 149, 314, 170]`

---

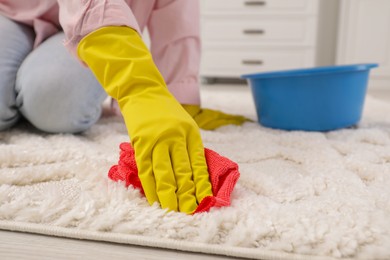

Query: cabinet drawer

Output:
[201, 17, 316, 45]
[201, 0, 318, 15]
[201, 48, 315, 77]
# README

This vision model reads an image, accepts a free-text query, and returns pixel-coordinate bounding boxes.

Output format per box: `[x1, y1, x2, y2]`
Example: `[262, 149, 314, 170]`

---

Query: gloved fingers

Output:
[199, 119, 245, 131]
[198, 109, 251, 130]
[187, 129, 213, 203]
[152, 141, 179, 212]
[181, 104, 202, 118]
[225, 114, 251, 123]
[204, 108, 250, 122]
[170, 142, 198, 214]
[216, 116, 249, 126]
[133, 145, 159, 206]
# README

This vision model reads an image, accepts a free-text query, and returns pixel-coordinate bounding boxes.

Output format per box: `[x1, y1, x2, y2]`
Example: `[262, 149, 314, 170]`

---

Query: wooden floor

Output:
[1, 84, 389, 260]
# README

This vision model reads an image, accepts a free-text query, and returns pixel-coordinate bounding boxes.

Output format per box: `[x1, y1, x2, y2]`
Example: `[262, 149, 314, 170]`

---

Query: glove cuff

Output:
[77, 26, 167, 102]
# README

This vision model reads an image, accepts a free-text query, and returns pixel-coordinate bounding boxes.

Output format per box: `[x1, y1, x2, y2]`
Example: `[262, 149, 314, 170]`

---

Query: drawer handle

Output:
[242, 60, 263, 65]
[244, 1, 266, 6]
[243, 29, 265, 35]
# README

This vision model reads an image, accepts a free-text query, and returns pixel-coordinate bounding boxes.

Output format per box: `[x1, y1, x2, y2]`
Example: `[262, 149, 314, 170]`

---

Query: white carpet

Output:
[1, 87, 390, 260]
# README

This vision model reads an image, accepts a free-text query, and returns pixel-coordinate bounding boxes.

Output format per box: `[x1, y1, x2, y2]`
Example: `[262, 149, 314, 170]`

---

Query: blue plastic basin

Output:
[241, 64, 378, 131]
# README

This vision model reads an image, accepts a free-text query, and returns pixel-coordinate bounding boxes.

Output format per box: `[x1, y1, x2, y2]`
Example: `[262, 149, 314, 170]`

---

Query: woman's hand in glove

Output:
[78, 26, 212, 214]
[182, 104, 251, 130]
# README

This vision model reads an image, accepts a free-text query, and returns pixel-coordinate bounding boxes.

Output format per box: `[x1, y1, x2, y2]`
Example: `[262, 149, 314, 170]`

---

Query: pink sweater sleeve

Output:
[148, 0, 201, 105]
[57, 0, 201, 106]
[56, 0, 141, 57]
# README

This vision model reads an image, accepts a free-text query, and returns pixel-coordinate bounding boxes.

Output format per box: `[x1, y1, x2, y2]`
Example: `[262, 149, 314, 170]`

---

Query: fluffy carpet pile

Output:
[1, 89, 390, 260]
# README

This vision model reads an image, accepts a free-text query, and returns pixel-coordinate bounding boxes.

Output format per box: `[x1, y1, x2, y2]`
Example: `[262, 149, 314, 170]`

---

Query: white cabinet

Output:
[200, 0, 320, 79]
[337, 0, 390, 89]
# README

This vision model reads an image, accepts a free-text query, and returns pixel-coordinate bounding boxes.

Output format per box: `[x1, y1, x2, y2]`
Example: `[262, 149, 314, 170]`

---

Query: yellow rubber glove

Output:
[182, 105, 251, 130]
[78, 26, 212, 214]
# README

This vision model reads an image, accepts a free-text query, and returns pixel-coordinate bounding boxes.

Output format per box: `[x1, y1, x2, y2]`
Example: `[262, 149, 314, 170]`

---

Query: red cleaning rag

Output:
[108, 142, 240, 214]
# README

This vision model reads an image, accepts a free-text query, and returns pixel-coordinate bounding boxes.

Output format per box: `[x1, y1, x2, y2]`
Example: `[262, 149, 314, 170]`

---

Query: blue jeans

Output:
[0, 15, 106, 133]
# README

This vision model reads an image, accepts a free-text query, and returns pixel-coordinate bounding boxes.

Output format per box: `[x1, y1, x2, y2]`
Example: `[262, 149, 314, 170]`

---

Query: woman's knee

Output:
[28, 101, 103, 134]
[17, 81, 106, 133]
[15, 32, 106, 133]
